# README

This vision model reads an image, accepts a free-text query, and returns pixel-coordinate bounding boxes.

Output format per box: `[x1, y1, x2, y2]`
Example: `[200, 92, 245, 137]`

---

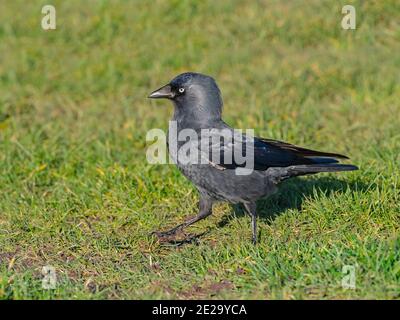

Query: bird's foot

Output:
[152, 229, 209, 247]
[152, 224, 184, 239]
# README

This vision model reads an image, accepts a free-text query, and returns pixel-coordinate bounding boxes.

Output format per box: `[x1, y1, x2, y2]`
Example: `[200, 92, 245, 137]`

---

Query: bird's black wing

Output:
[258, 138, 348, 159]
[201, 130, 348, 171]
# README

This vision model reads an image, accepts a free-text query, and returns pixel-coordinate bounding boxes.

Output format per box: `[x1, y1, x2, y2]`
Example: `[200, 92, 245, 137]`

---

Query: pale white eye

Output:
[178, 87, 185, 93]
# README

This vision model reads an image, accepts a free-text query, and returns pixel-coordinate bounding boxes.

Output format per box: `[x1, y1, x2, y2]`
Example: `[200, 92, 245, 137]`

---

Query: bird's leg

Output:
[153, 195, 213, 238]
[243, 202, 258, 244]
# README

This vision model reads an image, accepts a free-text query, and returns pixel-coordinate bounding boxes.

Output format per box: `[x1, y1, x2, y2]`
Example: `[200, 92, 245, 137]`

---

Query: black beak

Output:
[148, 84, 174, 99]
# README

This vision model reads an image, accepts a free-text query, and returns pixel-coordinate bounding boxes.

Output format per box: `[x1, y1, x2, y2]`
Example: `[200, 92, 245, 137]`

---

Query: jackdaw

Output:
[148, 72, 358, 243]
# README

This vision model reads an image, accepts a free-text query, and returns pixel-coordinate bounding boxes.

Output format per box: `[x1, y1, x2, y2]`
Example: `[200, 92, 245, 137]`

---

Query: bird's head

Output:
[148, 72, 223, 124]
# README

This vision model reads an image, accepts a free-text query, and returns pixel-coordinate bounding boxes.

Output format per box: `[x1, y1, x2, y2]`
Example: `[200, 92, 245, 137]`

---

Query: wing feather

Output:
[199, 130, 349, 171]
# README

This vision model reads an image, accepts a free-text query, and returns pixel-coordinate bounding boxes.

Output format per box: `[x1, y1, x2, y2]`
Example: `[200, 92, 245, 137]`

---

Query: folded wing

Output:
[201, 130, 350, 171]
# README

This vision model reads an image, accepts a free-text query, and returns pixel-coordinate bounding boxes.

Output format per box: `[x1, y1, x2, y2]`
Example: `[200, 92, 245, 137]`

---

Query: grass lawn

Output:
[0, 0, 399, 299]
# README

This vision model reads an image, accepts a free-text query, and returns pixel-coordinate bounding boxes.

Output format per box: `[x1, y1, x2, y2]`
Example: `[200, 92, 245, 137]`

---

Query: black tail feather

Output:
[272, 164, 358, 183]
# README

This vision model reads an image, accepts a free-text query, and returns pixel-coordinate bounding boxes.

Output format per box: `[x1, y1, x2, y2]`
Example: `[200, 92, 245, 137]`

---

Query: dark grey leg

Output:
[153, 195, 213, 238]
[243, 202, 257, 244]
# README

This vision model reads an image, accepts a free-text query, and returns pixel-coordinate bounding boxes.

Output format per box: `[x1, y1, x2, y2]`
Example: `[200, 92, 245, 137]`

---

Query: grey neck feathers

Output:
[172, 83, 223, 128]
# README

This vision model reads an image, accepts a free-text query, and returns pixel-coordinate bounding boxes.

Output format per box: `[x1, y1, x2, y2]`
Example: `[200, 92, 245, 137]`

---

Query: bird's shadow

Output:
[217, 177, 369, 228]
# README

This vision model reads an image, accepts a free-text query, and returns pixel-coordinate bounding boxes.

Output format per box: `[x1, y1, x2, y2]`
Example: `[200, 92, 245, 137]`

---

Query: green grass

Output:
[0, 0, 399, 299]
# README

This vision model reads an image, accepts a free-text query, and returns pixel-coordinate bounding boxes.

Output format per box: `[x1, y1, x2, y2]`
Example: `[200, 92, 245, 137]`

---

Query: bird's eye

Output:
[178, 87, 185, 93]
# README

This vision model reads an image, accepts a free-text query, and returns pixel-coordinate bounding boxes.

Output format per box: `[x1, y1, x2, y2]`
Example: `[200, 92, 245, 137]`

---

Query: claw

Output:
[152, 225, 184, 239]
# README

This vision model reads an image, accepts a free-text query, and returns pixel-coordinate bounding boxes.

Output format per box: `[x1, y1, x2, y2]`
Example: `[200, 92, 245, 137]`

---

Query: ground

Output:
[0, 0, 399, 299]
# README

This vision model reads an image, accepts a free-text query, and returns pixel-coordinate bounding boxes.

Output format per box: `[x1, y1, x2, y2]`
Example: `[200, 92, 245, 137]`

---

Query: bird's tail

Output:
[272, 164, 358, 183]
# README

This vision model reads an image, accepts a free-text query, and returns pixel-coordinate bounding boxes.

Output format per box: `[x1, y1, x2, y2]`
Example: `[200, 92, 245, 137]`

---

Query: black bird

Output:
[148, 72, 358, 243]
